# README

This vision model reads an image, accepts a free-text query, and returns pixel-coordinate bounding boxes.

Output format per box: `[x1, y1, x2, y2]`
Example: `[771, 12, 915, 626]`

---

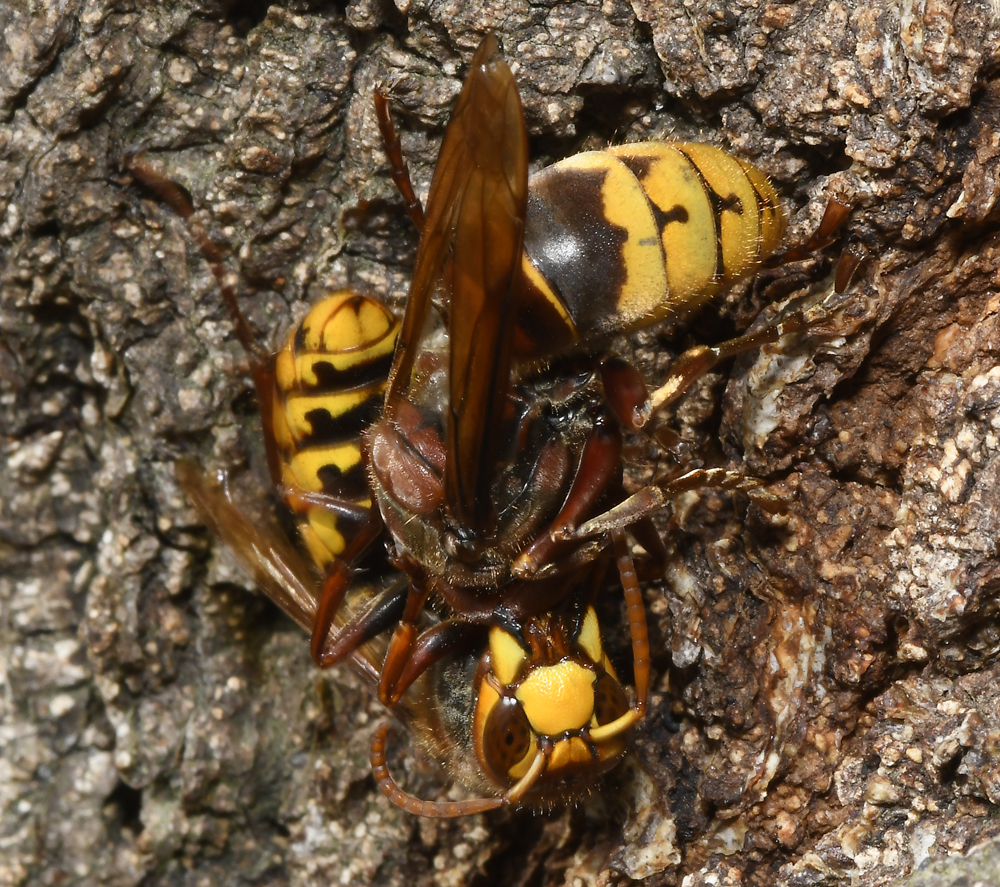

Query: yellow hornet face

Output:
[472, 606, 635, 797]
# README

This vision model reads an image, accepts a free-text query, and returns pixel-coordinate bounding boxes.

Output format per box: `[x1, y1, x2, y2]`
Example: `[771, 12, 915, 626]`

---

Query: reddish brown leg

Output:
[374, 88, 425, 232]
[600, 355, 651, 431]
[311, 512, 390, 667]
[647, 312, 809, 417]
[811, 196, 853, 247]
[511, 411, 622, 578]
[377, 572, 433, 705]
[778, 195, 853, 263]
[631, 516, 669, 580]
[564, 467, 766, 541]
[381, 620, 486, 706]
[770, 195, 864, 303]
[311, 560, 353, 665]
[648, 226, 864, 421]
[834, 238, 868, 293]
[314, 579, 409, 668]
[612, 529, 649, 714]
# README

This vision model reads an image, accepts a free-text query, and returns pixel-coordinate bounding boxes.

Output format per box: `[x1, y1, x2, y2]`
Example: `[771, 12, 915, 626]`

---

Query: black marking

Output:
[524, 164, 629, 337]
[354, 582, 410, 645]
[492, 606, 530, 652]
[300, 505, 368, 548]
[291, 294, 395, 381]
[566, 592, 589, 646]
[717, 192, 744, 215]
[619, 153, 654, 180]
[293, 320, 309, 355]
[593, 673, 629, 726]
[513, 271, 577, 355]
[612, 153, 693, 237]
[316, 460, 370, 499]
[306, 352, 394, 393]
[651, 203, 690, 232]
[300, 396, 384, 448]
[674, 147, 749, 280]
[610, 152, 678, 294]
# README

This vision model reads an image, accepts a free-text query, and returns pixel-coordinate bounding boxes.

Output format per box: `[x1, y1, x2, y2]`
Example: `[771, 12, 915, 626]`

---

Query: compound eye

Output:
[593, 673, 629, 726]
[482, 696, 532, 780]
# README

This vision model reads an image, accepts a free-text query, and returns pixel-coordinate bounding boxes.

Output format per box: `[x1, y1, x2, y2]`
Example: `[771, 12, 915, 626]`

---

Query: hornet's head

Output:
[472, 605, 639, 804]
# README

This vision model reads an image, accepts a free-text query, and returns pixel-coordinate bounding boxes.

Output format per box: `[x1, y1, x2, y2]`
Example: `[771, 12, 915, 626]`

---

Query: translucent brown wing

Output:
[176, 460, 485, 789]
[383, 34, 529, 532]
[175, 459, 395, 691]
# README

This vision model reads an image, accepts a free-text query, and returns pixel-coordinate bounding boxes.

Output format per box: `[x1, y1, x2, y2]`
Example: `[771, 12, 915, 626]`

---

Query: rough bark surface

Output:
[2, 1, 1000, 886]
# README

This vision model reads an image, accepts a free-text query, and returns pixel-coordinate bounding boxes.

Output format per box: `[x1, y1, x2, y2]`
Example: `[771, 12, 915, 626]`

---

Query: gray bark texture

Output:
[2, 1, 1000, 885]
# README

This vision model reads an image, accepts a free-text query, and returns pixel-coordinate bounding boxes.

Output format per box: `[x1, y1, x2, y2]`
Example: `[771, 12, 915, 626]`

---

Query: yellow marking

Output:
[278, 332, 396, 394]
[489, 626, 527, 687]
[589, 708, 641, 742]
[737, 158, 786, 258]
[473, 679, 501, 771]
[548, 737, 591, 771]
[288, 444, 361, 493]
[609, 143, 719, 306]
[505, 745, 548, 802]
[602, 655, 619, 683]
[270, 389, 294, 452]
[301, 292, 398, 354]
[283, 388, 374, 442]
[675, 143, 763, 285]
[296, 348, 394, 388]
[577, 606, 603, 665]
[592, 734, 626, 765]
[275, 342, 297, 393]
[516, 660, 595, 735]
[306, 506, 347, 557]
[475, 680, 500, 725]
[520, 255, 576, 333]
[298, 522, 334, 568]
[276, 293, 399, 395]
[555, 152, 668, 328]
[506, 732, 538, 780]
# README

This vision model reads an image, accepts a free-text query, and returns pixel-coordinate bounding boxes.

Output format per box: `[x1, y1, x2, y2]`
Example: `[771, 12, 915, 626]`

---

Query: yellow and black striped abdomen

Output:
[515, 142, 786, 354]
[270, 292, 399, 569]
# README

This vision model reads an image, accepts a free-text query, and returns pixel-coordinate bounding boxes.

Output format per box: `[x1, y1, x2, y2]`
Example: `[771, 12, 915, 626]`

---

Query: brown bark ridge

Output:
[2, 1, 1000, 885]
